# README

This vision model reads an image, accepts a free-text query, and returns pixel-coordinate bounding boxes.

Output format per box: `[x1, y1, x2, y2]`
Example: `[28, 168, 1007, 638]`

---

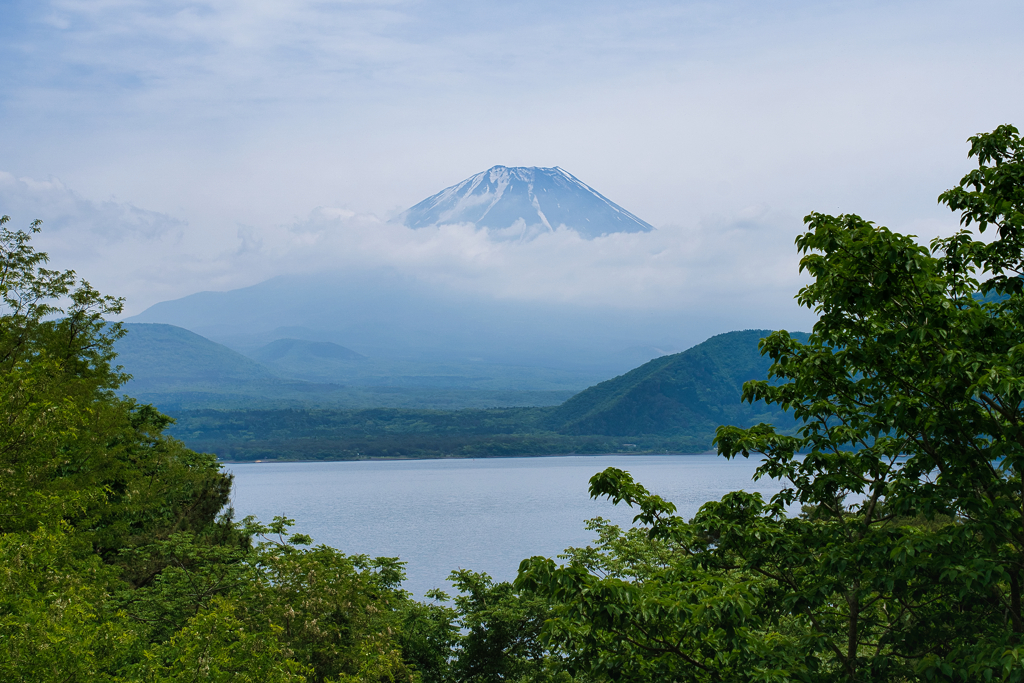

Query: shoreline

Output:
[219, 450, 719, 465]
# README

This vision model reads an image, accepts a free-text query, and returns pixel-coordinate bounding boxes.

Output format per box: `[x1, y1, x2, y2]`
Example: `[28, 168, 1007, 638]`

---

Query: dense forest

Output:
[5, 124, 1024, 681]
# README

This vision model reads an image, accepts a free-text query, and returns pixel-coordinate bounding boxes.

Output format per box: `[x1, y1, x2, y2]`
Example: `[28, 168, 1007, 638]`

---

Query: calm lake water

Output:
[225, 454, 788, 599]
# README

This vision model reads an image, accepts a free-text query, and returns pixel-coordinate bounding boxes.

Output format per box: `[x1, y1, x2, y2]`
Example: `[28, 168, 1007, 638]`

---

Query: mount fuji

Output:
[399, 166, 654, 239]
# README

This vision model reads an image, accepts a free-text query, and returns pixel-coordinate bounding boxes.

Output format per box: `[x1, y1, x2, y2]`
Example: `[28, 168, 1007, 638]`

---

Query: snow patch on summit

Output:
[399, 166, 653, 240]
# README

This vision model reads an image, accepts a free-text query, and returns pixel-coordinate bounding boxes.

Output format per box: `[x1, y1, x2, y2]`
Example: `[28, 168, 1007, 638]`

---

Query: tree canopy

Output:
[518, 125, 1024, 682]
[0, 216, 465, 682]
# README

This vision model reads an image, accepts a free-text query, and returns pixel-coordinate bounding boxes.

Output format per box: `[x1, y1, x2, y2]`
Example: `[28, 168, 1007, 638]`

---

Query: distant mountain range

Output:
[125, 167, 720, 374]
[114, 323, 579, 411]
[400, 165, 653, 239]
[253, 338, 366, 363]
[112, 167, 806, 459]
[116, 323, 808, 459]
[125, 269, 697, 379]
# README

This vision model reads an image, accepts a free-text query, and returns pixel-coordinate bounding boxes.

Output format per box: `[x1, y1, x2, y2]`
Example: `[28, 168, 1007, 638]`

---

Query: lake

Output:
[225, 454, 789, 599]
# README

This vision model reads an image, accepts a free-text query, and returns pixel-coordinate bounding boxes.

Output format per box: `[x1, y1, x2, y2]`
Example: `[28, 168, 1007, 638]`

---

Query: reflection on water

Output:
[226, 454, 788, 598]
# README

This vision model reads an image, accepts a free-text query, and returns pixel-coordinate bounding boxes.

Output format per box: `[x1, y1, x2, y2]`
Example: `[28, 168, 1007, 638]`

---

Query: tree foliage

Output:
[518, 125, 1024, 682]
[0, 216, 459, 682]
[432, 569, 576, 683]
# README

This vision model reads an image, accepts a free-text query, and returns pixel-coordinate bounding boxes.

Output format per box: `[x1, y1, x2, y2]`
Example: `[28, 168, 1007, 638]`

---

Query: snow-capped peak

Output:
[399, 165, 653, 239]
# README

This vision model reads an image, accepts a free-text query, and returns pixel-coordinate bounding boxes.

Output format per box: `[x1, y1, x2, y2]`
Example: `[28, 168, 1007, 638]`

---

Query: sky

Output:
[1, 0, 1022, 329]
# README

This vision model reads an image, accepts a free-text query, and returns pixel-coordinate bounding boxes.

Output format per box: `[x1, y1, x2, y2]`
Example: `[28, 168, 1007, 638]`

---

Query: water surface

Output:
[226, 454, 787, 598]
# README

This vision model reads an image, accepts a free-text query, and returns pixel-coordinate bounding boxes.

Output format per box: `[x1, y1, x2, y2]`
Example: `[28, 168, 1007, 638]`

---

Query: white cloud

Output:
[0, 168, 815, 332]
[0, 171, 182, 239]
[241, 203, 814, 316]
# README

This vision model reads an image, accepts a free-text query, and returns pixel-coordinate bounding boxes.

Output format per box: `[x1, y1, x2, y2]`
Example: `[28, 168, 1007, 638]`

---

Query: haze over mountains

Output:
[112, 318, 806, 459]
[115, 323, 579, 411]
[152, 328, 806, 460]
[127, 269, 696, 377]
[126, 169, 713, 383]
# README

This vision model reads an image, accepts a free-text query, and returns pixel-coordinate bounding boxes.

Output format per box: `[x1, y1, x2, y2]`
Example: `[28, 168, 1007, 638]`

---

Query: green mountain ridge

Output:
[547, 329, 808, 437]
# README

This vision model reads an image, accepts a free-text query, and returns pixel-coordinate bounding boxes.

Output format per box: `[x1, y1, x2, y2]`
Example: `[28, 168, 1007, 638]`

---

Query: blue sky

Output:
[1, 0, 1022, 326]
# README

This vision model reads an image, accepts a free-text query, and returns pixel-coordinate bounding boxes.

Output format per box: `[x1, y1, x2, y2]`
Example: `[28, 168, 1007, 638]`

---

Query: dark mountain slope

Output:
[548, 329, 809, 437]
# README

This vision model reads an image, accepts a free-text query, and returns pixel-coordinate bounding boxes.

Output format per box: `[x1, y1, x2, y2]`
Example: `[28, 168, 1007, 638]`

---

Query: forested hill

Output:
[545, 329, 809, 437]
[115, 322, 278, 390]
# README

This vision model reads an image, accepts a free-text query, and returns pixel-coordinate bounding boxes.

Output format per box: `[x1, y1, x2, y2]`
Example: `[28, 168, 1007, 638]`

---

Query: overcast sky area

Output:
[1, 0, 1022, 330]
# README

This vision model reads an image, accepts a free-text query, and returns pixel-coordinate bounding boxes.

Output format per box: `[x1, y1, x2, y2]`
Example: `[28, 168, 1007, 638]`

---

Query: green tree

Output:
[437, 569, 576, 683]
[519, 125, 1024, 682]
[0, 218, 448, 682]
[122, 516, 429, 683]
[0, 215, 239, 557]
[0, 215, 248, 680]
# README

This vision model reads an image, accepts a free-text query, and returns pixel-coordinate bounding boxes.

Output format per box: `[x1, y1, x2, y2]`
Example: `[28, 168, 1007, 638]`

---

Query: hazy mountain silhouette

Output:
[126, 269, 704, 380]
